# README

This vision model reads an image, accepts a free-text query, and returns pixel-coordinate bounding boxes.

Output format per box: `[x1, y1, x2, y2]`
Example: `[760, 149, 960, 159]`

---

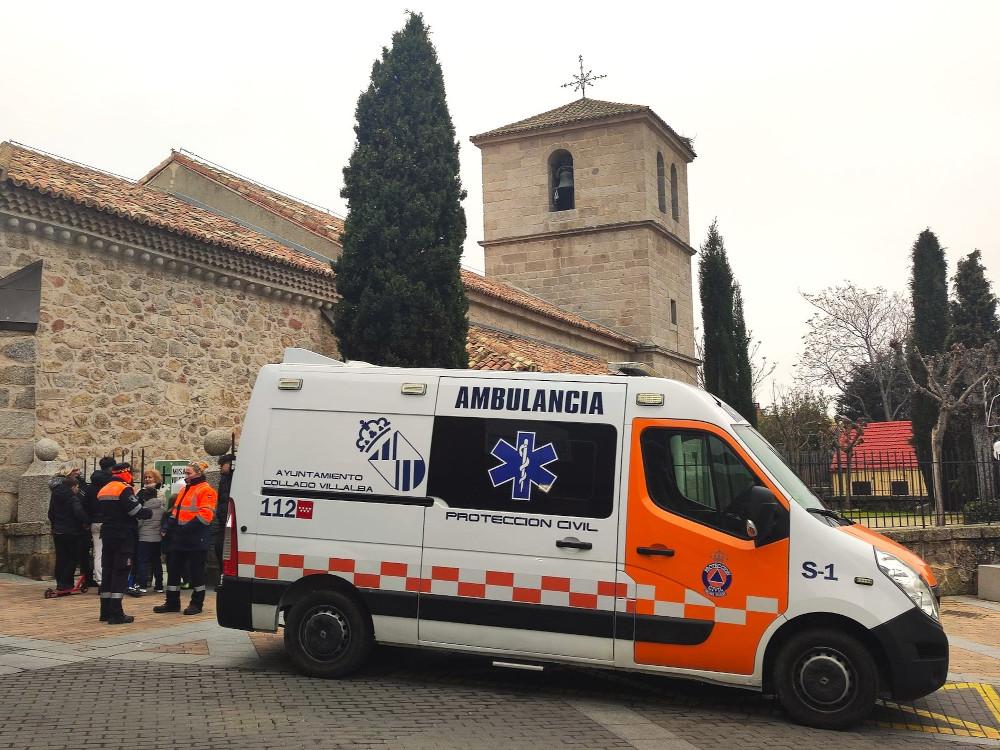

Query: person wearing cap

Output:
[154, 461, 217, 616]
[212, 453, 235, 571]
[95, 463, 151, 624]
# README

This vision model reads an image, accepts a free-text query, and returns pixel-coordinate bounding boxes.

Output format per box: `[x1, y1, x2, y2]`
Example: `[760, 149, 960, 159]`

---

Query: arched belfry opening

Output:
[656, 152, 667, 213]
[549, 150, 575, 211]
[670, 163, 679, 220]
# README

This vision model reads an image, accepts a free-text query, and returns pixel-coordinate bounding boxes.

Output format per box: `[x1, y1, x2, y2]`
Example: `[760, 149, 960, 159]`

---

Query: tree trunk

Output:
[844, 449, 853, 512]
[971, 416, 993, 501]
[931, 415, 948, 526]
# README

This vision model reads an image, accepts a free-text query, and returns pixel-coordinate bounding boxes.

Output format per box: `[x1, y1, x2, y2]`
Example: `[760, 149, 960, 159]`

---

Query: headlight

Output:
[875, 550, 939, 622]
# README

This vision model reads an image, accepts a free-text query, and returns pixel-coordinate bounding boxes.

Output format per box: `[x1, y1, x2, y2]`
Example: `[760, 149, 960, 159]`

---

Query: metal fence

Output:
[81, 448, 147, 484]
[780, 449, 1000, 528]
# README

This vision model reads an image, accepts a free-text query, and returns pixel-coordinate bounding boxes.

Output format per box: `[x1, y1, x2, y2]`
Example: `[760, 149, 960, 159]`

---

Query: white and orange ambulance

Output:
[217, 349, 947, 729]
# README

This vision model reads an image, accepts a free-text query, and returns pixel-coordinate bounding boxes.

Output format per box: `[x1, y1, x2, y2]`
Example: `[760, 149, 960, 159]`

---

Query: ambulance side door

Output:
[419, 377, 626, 661]
[623, 418, 790, 676]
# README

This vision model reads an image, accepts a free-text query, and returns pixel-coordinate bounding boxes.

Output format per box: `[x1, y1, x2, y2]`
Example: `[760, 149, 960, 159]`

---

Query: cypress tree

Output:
[909, 229, 950, 482]
[948, 249, 999, 487]
[699, 220, 756, 425]
[732, 287, 758, 427]
[950, 249, 999, 348]
[334, 13, 469, 368]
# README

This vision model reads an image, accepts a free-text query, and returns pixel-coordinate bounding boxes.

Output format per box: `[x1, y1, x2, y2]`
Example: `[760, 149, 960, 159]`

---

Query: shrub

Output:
[962, 500, 1000, 524]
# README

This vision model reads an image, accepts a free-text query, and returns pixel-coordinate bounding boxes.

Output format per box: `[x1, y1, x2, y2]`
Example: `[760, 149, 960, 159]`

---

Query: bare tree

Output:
[831, 416, 867, 511]
[799, 283, 911, 421]
[749, 335, 777, 401]
[893, 341, 1000, 523]
[696, 327, 776, 399]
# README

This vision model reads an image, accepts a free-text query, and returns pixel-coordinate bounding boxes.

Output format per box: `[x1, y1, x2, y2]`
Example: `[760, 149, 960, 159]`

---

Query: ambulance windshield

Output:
[732, 425, 825, 510]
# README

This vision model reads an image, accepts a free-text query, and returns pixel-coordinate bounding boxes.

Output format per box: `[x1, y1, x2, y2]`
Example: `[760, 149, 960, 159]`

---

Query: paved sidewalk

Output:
[0, 575, 999, 749]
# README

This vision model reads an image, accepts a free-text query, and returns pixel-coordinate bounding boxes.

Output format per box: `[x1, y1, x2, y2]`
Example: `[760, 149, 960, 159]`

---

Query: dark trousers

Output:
[165, 549, 208, 608]
[78, 534, 94, 583]
[53, 534, 80, 590]
[100, 537, 134, 604]
[136, 541, 163, 589]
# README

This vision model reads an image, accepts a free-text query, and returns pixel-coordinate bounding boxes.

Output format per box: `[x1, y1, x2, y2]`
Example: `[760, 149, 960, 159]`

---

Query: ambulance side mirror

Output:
[742, 485, 782, 547]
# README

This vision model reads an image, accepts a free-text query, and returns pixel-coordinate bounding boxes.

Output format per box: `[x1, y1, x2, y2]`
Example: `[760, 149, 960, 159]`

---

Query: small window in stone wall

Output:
[851, 480, 872, 496]
[890, 480, 909, 496]
[670, 163, 680, 221]
[549, 150, 575, 212]
[656, 152, 667, 213]
[670, 299, 677, 325]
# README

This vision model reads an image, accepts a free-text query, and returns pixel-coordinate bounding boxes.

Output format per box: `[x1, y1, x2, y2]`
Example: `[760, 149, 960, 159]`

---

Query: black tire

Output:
[284, 590, 373, 678]
[774, 627, 877, 730]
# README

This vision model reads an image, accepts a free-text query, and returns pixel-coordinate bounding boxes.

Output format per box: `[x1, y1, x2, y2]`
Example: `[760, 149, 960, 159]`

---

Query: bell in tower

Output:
[549, 151, 575, 211]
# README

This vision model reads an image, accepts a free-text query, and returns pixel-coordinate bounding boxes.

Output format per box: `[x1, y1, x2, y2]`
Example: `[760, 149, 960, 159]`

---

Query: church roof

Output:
[471, 98, 696, 157]
[460, 269, 639, 347]
[467, 323, 613, 375]
[139, 150, 345, 245]
[0, 140, 640, 352]
[0, 142, 334, 277]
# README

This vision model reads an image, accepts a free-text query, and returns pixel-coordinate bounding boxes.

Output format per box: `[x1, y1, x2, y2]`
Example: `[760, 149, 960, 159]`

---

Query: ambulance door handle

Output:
[556, 537, 592, 551]
[636, 545, 675, 557]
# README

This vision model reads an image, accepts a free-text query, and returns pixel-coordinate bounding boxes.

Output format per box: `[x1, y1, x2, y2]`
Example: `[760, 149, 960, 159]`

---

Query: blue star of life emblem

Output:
[488, 431, 558, 501]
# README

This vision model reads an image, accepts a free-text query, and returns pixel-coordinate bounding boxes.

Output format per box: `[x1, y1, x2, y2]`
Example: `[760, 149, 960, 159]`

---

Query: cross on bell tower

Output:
[561, 55, 606, 99]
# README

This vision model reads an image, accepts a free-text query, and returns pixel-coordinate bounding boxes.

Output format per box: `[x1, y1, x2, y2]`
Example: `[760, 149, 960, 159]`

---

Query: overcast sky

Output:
[2, 1, 997, 400]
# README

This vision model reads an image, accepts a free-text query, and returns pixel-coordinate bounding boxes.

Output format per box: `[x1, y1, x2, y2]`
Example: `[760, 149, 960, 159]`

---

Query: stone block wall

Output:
[479, 117, 691, 246]
[484, 225, 697, 372]
[0, 225, 337, 465]
[0, 330, 37, 526]
[883, 525, 1000, 596]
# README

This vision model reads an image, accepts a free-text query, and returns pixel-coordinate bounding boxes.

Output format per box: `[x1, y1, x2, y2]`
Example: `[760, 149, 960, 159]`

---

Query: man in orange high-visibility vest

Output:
[95, 463, 151, 624]
[154, 461, 217, 615]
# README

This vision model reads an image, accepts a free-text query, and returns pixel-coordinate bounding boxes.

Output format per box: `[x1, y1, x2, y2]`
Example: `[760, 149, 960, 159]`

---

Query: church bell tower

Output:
[470, 96, 699, 381]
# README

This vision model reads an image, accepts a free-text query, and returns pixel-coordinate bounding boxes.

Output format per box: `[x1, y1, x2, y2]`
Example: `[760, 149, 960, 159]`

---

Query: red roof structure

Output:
[831, 421, 919, 470]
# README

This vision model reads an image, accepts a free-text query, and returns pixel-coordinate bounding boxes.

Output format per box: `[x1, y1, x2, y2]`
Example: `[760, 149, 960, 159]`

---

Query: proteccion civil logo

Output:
[702, 552, 733, 598]
[488, 431, 558, 501]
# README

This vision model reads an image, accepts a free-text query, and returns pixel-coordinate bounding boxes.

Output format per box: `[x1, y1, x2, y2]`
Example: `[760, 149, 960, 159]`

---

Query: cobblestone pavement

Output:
[1, 575, 999, 750]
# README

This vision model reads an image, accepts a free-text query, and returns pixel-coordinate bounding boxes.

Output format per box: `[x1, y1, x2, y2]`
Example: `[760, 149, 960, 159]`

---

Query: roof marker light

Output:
[636, 393, 664, 406]
[401, 383, 427, 396]
[278, 378, 303, 391]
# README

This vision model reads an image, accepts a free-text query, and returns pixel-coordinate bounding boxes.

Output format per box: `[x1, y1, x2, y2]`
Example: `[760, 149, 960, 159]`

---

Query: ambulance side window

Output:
[428, 416, 617, 518]
[640, 428, 760, 537]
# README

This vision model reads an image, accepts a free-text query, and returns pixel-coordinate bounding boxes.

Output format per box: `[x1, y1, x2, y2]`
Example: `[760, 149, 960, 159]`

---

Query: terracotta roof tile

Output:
[0, 142, 333, 276]
[467, 324, 613, 375]
[140, 150, 344, 244]
[832, 421, 919, 470]
[471, 98, 695, 157]
[461, 269, 639, 347]
[0, 142, 645, 350]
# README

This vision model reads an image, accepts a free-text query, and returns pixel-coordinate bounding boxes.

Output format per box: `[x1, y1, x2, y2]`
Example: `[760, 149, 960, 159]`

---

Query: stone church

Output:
[0, 96, 697, 573]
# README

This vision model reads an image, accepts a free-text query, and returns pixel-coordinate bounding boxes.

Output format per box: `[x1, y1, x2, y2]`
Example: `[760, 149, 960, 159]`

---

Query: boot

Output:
[99, 595, 110, 622]
[106, 600, 134, 625]
[184, 587, 205, 615]
[153, 590, 181, 613]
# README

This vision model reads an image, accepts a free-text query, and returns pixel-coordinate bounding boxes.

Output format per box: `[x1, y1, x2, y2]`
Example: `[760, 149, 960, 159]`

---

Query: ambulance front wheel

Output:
[774, 627, 877, 730]
[284, 590, 374, 678]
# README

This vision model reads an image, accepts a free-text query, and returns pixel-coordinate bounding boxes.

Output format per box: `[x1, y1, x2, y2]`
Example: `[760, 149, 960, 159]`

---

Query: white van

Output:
[217, 349, 947, 729]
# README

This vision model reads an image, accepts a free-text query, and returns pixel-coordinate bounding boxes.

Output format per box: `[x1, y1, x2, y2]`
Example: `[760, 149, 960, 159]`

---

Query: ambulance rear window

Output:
[428, 416, 617, 519]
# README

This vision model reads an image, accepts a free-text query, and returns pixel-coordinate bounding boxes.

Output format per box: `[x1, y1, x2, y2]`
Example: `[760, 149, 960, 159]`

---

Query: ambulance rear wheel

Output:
[774, 628, 877, 730]
[284, 590, 373, 678]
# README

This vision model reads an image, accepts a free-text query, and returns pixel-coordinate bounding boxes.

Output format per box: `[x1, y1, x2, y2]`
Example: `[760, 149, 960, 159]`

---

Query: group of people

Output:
[46, 453, 235, 625]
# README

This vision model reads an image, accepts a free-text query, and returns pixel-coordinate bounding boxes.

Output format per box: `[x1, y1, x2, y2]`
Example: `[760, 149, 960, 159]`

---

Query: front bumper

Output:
[871, 606, 948, 701]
